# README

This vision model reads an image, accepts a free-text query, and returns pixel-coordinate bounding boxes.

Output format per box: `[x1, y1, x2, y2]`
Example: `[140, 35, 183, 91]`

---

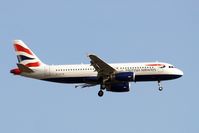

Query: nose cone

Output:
[176, 68, 184, 78]
[179, 69, 183, 76]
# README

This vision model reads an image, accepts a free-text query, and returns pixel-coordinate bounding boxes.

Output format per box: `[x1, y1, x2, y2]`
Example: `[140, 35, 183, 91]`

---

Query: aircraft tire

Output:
[159, 87, 163, 91]
[98, 90, 104, 97]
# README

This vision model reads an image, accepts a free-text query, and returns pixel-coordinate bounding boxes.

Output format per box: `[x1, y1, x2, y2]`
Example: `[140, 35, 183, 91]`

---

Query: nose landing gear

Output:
[158, 81, 163, 91]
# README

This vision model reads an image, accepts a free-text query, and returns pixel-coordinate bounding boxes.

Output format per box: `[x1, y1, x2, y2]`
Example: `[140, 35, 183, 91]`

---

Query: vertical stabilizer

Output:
[13, 40, 45, 67]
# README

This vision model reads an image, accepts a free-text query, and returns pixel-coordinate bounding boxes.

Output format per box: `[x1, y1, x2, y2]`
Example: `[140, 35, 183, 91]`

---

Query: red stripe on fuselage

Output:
[25, 62, 40, 67]
[14, 44, 33, 55]
[146, 64, 164, 67]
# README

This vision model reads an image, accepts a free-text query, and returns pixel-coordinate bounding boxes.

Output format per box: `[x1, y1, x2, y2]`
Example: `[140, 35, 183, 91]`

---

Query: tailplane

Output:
[17, 63, 34, 73]
[13, 40, 45, 67]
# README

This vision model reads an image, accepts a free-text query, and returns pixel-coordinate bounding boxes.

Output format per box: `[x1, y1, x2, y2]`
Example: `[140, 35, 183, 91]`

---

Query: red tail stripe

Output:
[25, 62, 40, 67]
[14, 44, 33, 55]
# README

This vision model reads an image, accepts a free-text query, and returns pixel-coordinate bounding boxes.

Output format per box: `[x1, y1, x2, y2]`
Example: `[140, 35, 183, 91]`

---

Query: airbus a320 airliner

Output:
[10, 40, 183, 97]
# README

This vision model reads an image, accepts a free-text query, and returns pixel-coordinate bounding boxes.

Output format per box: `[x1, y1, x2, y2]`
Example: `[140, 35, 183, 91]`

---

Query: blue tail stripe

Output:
[17, 55, 35, 62]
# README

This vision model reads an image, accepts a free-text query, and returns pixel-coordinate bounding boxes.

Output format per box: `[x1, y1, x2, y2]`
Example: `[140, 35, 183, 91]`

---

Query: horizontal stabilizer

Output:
[17, 63, 34, 73]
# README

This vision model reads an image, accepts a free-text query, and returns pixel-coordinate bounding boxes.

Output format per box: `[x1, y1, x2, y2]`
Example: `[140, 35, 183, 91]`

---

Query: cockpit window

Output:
[160, 65, 166, 68]
[169, 66, 175, 68]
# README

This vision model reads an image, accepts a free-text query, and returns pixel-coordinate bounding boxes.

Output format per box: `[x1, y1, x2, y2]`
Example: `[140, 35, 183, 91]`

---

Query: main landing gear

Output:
[98, 90, 104, 97]
[158, 81, 163, 91]
[98, 84, 106, 97]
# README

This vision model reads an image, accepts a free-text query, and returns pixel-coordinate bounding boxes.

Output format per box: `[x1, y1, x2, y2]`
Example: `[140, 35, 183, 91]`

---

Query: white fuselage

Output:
[11, 40, 184, 96]
[20, 62, 183, 83]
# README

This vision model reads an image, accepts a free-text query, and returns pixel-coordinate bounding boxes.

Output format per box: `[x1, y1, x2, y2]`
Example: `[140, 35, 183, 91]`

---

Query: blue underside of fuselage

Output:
[41, 74, 182, 84]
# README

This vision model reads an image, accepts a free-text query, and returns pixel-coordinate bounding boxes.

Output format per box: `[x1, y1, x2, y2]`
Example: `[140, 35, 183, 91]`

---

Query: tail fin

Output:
[13, 40, 45, 67]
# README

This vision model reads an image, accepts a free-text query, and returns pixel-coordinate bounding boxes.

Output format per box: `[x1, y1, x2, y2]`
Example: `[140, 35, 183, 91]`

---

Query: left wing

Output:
[88, 54, 132, 95]
[88, 54, 116, 77]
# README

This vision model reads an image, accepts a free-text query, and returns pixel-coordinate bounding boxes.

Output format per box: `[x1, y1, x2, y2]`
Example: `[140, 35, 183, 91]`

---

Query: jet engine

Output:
[113, 72, 135, 81]
[106, 82, 130, 92]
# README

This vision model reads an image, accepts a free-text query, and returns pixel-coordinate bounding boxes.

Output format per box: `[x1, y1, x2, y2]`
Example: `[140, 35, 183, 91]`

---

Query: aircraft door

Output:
[44, 66, 50, 77]
[157, 67, 163, 72]
[157, 65, 164, 72]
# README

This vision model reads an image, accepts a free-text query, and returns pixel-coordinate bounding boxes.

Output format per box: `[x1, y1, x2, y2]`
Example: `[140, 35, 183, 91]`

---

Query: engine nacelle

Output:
[114, 72, 135, 81]
[106, 82, 130, 92]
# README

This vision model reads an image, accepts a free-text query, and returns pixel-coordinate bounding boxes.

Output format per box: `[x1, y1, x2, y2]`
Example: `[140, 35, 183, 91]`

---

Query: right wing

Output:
[75, 83, 98, 88]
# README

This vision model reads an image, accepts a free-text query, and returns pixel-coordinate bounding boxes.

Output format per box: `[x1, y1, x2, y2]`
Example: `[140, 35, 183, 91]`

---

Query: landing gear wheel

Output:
[98, 90, 104, 97]
[158, 81, 163, 91]
[159, 87, 163, 91]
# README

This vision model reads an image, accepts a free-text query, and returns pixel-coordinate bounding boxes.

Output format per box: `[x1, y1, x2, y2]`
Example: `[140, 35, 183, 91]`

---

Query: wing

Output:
[75, 83, 98, 88]
[88, 54, 116, 77]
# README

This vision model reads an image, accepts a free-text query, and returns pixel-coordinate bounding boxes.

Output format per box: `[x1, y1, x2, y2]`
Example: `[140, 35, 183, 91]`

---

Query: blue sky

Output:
[0, 0, 199, 133]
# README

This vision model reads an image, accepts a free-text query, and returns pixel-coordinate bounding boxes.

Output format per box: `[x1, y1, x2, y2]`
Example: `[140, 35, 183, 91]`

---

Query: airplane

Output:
[10, 40, 183, 97]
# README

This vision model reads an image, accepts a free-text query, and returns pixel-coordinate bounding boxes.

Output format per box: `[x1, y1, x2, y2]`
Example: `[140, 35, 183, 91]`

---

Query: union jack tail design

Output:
[13, 40, 45, 67]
